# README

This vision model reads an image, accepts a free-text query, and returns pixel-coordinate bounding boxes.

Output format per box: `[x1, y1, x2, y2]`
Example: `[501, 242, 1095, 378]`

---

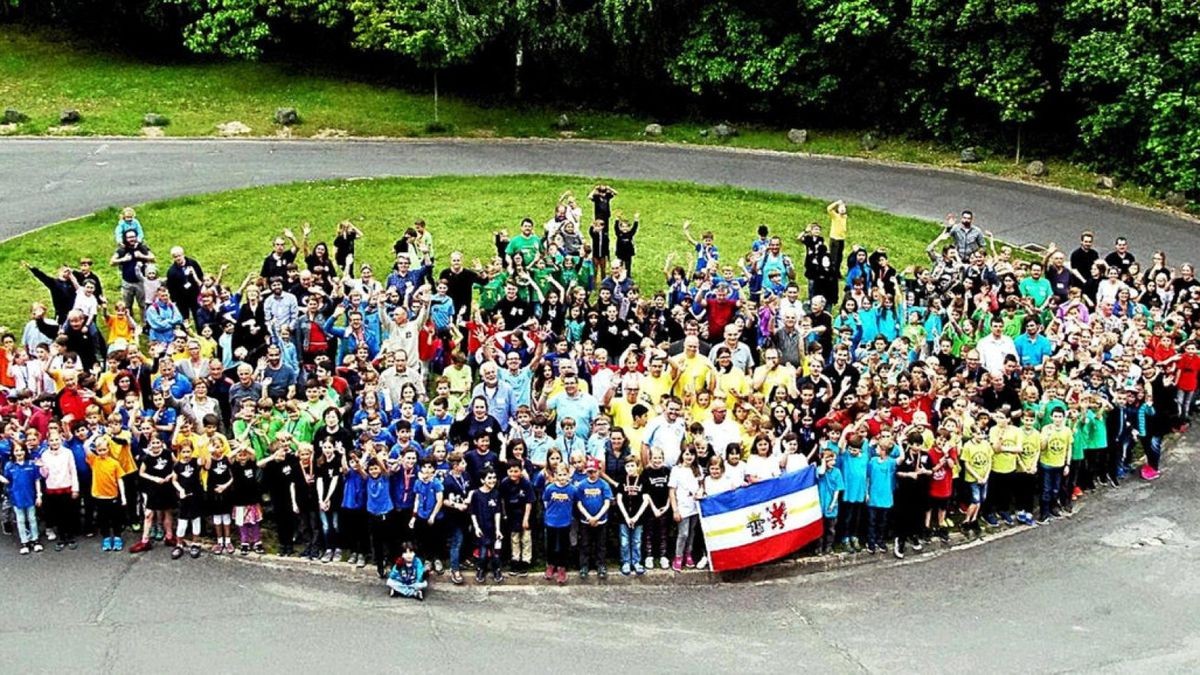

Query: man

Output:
[641, 396, 686, 466]
[807, 295, 833, 356]
[700, 282, 738, 339]
[472, 361, 519, 432]
[939, 210, 987, 261]
[1069, 231, 1100, 287]
[669, 336, 715, 399]
[229, 363, 264, 411]
[772, 309, 804, 368]
[976, 317, 1019, 373]
[702, 400, 741, 456]
[324, 306, 381, 361]
[492, 282, 535, 329]
[709, 324, 753, 374]
[823, 345, 860, 404]
[386, 253, 430, 299]
[505, 218, 542, 267]
[1104, 236, 1136, 276]
[165, 246, 204, 321]
[263, 277, 299, 340]
[21, 261, 76, 323]
[261, 230, 300, 280]
[59, 310, 105, 373]
[540, 373, 601, 440]
[438, 251, 484, 320]
[261, 344, 298, 401]
[1013, 318, 1053, 367]
[757, 236, 795, 283]
[152, 357, 193, 400]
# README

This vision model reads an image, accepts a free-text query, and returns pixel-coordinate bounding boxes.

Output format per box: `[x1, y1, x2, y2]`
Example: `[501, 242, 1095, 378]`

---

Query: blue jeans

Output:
[319, 509, 339, 547]
[619, 522, 643, 566]
[1144, 435, 1164, 470]
[866, 506, 890, 548]
[447, 525, 465, 572]
[15, 506, 39, 544]
[1039, 465, 1064, 518]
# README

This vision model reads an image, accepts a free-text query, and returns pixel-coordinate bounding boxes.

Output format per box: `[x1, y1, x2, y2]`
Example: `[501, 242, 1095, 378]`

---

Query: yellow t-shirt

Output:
[827, 205, 848, 241]
[989, 425, 1022, 474]
[609, 396, 655, 431]
[106, 432, 137, 476]
[673, 355, 714, 398]
[754, 364, 796, 397]
[640, 372, 674, 411]
[717, 370, 752, 410]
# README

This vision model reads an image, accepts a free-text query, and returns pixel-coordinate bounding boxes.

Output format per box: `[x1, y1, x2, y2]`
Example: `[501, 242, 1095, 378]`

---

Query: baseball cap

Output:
[585, 457, 602, 472]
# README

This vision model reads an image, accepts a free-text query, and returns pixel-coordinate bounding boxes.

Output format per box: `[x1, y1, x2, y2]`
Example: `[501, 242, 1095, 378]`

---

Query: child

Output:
[39, 429, 81, 551]
[230, 445, 265, 555]
[816, 448, 844, 554]
[837, 433, 869, 551]
[668, 446, 702, 571]
[357, 443, 396, 579]
[441, 450, 471, 584]
[85, 430, 128, 552]
[130, 437, 177, 553]
[258, 442, 302, 557]
[204, 437, 235, 554]
[616, 455, 649, 576]
[614, 214, 639, 273]
[408, 459, 445, 573]
[745, 434, 782, 483]
[339, 451, 369, 569]
[1, 441, 43, 554]
[723, 442, 747, 486]
[315, 439, 344, 563]
[499, 460, 534, 574]
[541, 464, 577, 585]
[171, 440, 204, 559]
[576, 457, 614, 578]
[641, 448, 672, 570]
[926, 426, 959, 542]
[865, 436, 898, 554]
[960, 427, 993, 539]
[1039, 408, 1073, 523]
[1014, 409, 1042, 525]
[386, 541, 428, 601]
[469, 468, 504, 583]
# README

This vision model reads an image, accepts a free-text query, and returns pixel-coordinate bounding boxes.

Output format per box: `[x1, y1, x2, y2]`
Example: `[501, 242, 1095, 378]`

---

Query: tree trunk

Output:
[1015, 124, 1022, 166]
[433, 70, 439, 123]
[514, 39, 524, 99]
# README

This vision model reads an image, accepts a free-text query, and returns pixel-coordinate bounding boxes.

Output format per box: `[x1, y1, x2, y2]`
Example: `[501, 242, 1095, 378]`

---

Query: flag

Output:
[698, 466, 823, 573]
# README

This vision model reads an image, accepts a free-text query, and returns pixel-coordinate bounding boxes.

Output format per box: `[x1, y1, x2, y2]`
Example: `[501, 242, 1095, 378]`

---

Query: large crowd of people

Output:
[2, 187, 1197, 600]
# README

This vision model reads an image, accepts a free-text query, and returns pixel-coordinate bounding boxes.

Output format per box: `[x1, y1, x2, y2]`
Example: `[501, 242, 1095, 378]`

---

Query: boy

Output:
[865, 434, 899, 554]
[85, 428, 129, 552]
[498, 460, 535, 574]
[552, 417, 585, 463]
[1038, 408, 1072, 523]
[1014, 409, 1042, 525]
[469, 468, 504, 583]
[575, 457, 613, 578]
[424, 397, 455, 440]
[960, 424, 994, 539]
[408, 459, 445, 573]
[816, 448, 843, 555]
[525, 414, 554, 469]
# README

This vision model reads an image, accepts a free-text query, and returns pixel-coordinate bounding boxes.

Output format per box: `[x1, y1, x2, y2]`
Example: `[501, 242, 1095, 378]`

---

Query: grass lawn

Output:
[0, 175, 942, 328]
[0, 26, 1172, 212]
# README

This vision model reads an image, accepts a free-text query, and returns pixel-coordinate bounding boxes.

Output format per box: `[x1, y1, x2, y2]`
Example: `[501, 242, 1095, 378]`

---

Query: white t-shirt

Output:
[644, 416, 687, 466]
[668, 466, 702, 518]
[745, 453, 782, 483]
[704, 473, 738, 497]
[723, 461, 747, 487]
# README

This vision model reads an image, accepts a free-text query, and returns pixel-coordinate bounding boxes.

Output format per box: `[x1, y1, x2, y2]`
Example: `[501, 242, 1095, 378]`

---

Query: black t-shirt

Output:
[896, 451, 931, 499]
[641, 465, 670, 508]
[229, 460, 261, 506]
[315, 455, 344, 506]
[591, 192, 614, 222]
[260, 250, 296, 280]
[174, 459, 203, 498]
[439, 267, 482, 315]
[493, 297, 534, 328]
[260, 455, 301, 502]
[617, 476, 647, 522]
[469, 488, 502, 536]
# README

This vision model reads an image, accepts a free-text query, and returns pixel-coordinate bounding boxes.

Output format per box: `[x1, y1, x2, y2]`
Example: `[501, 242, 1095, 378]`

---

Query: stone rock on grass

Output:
[47, 125, 81, 135]
[143, 113, 169, 127]
[960, 146, 980, 163]
[0, 123, 18, 135]
[3, 108, 28, 124]
[274, 107, 299, 126]
[552, 114, 572, 130]
[787, 128, 808, 145]
[59, 109, 81, 125]
[711, 123, 737, 139]
[217, 121, 252, 136]
[860, 132, 879, 151]
[644, 123, 663, 137]
[1095, 176, 1116, 190]
[1164, 192, 1188, 208]
[1026, 160, 1047, 177]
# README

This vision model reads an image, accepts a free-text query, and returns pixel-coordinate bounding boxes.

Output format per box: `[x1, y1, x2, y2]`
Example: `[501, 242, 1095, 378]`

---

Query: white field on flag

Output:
[699, 467, 823, 572]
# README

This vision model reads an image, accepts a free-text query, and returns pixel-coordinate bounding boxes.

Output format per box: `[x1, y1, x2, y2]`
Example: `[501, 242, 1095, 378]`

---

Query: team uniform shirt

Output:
[866, 455, 897, 508]
[542, 482, 577, 528]
[574, 477, 613, 523]
[817, 466, 845, 518]
[469, 488, 502, 538]
[960, 440, 993, 484]
[412, 477, 444, 521]
[1040, 426, 1072, 468]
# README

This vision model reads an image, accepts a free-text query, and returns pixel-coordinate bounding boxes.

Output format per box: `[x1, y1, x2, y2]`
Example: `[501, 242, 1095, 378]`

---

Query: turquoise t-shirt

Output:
[866, 456, 897, 508]
[817, 466, 844, 518]
[838, 449, 869, 503]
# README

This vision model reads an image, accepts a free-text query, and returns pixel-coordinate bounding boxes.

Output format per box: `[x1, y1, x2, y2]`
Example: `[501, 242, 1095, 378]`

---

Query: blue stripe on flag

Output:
[699, 465, 817, 518]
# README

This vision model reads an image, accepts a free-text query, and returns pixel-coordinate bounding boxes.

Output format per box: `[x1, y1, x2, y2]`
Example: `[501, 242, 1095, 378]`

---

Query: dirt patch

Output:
[46, 125, 80, 135]
[557, 130, 577, 139]
[216, 120, 252, 136]
[274, 126, 293, 139]
[312, 127, 348, 139]
[141, 126, 165, 138]
[468, 128, 497, 138]
[0, 123, 17, 135]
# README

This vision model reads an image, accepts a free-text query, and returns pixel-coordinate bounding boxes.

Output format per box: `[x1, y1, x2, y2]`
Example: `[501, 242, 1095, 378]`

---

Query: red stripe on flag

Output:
[708, 519, 823, 573]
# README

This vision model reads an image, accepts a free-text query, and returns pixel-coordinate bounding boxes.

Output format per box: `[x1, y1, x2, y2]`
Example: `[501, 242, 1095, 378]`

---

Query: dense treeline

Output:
[4, 0, 1197, 199]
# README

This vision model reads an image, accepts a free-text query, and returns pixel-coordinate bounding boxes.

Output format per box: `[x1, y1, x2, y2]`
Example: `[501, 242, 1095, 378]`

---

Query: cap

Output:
[585, 457, 602, 472]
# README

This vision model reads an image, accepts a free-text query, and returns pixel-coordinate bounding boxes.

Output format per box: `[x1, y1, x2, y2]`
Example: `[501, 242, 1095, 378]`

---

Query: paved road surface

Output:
[2, 138, 1199, 673]
[0, 139, 1196, 254]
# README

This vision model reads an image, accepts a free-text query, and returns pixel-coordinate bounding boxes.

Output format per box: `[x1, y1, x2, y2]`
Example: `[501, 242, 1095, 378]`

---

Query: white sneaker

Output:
[643, 557, 654, 570]
[696, 556, 709, 570]
[659, 556, 670, 570]
[46, 530, 57, 541]
[19, 546, 30, 555]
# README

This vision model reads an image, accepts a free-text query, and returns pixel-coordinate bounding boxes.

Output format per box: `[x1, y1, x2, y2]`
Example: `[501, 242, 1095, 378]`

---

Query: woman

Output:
[448, 396, 503, 449]
[306, 241, 338, 291]
[233, 285, 268, 360]
[179, 379, 221, 430]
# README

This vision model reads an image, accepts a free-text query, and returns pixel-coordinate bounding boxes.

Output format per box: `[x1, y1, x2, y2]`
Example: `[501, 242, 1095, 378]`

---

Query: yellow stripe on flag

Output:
[704, 500, 819, 539]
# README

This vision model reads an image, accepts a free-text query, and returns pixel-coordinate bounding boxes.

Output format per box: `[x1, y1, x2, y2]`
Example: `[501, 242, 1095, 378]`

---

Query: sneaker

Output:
[33, 543, 44, 553]
[475, 569, 486, 583]
[893, 545, 904, 560]
[322, 549, 334, 563]
[545, 566, 556, 581]
[597, 566, 608, 579]
[129, 539, 152, 554]
[433, 559, 445, 575]
[493, 570, 504, 583]
[910, 537, 924, 552]
[451, 570, 465, 585]
[189, 545, 202, 559]
[332, 548, 343, 561]
[1142, 466, 1160, 481]
[556, 566, 567, 585]
[867, 544, 877, 554]
[1001, 512, 1015, 526]
[388, 588, 399, 598]
[19, 546, 30, 555]
[1038, 514, 1051, 524]
[644, 557, 654, 571]
[634, 563, 646, 576]
[171, 546, 185, 560]
[851, 537, 862, 552]
[983, 513, 999, 527]
[415, 589, 425, 602]
[223, 543, 236, 555]
[212, 542, 224, 555]
[671, 556, 682, 572]
[659, 556, 670, 570]
[254, 543, 266, 555]
[696, 556, 709, 570]
[68, 540, 79, 550]
[54, 542, 65, 552]
[131, 523, 142, 533]
[111, 538, 123, 552]
[47, 530, 57, 541]
[1072, 486, 1083, 500]
[684, 554, 695, 568]
[621, 563, 632, 576]
[356, 555, 367, 569]
[240, 544, 250, 556]
[579, 566, 590, 579]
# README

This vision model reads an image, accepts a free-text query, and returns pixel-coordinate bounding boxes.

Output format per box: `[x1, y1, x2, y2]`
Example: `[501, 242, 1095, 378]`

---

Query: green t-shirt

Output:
[505, 234, 542, 264]
[989, 425, 1021, 474]
[1019, 277, 1052, 307]
[478, 274, 507, 311]
[1073, 409, 1106, 457]
[961, 440, 993, 483]
[1040, 426, 1072, 468]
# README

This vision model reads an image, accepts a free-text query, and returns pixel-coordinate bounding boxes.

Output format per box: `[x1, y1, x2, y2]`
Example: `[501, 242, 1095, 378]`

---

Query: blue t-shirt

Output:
[574, 477, 613, 523]
[413, 477, 444, 520]
[365, 475, 394, 515]
[388, 467, 417, 510]
[3, 460, 40, 509]
[542, 483, 578, 528]
[838, 450, 869, 503]
[469, 488, 502, 538]
[817, 467, 844, 518]
[866, 456, 897, 509]
[341, 470, 366, 510]
[546, 392, 600, 439]
[1014, 334, 1054, 367]
[64, 437, 93, 481]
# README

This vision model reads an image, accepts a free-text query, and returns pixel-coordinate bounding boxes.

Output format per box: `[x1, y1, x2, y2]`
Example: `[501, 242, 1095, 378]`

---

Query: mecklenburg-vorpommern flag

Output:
[698, 465, 822, 572]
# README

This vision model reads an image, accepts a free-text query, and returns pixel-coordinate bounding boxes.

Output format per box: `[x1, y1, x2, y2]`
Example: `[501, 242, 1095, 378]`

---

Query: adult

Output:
[165, 246, 205, 322]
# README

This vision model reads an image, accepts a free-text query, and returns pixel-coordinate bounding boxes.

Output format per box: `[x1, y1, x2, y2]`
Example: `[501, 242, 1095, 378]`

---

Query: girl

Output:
[129, 437, 177, 554]
[171, 440, 205, 559]
[441, 450, 471, 585]
[745, 434, 781, 483]
[541, 464, 576, 585]
[85, 432, 128, 552]
[204, 440, 235, 554]
[816, 448, 844, 555]
[315, 439, 344, 563]
[386, 541, 428, 601]
[668, 445, 702, 571]
[294, 444, 324, 560]
[616, 455, 649, 576]
[641, 448, 672, 570]
[614, 214, 639, 273]
[1, 441, 43, 554]
[230, 445, 265, 554]
[258, 442, 302, 557]
[893, 430, 931, 558]
[837, 433, 869, 551]
[339, 450, 370, 568]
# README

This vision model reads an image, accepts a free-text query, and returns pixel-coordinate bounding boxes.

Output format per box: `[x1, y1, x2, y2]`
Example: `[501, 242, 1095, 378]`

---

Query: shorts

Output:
[144, 485, 178, 512]
[968, 483, 988, 504]
[927, 496, 950, 512]
[178, 494, 203, 521]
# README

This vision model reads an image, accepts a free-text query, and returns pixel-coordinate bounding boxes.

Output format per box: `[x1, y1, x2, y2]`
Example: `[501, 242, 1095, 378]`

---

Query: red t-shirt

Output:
[928, 445, 958, 499]
[705, 298, 737, 338]
[1177, 353, 1200, 392]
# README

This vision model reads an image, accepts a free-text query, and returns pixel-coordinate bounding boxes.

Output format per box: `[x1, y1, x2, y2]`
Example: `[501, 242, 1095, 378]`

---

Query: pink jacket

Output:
[38, 448, 79, 493]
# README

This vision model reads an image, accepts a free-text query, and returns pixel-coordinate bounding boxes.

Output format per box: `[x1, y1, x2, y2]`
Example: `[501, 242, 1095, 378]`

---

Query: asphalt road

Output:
[2, 138, 1199, 673]
[0, 138, 1197, 254]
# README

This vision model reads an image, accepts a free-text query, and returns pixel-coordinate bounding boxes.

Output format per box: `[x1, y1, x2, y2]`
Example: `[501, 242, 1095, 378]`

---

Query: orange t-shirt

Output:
[86, 454, 124, 499]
